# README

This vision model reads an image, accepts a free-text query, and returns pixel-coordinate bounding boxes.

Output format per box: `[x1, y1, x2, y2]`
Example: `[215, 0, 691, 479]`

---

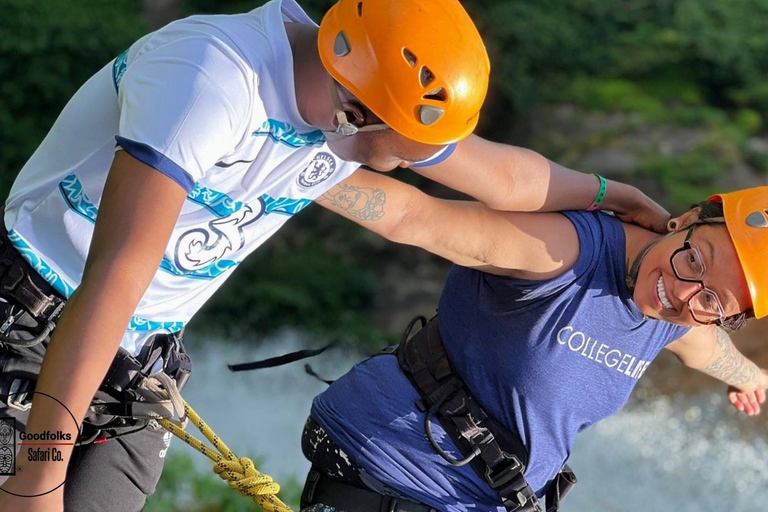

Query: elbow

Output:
[385, 196, 422, 246]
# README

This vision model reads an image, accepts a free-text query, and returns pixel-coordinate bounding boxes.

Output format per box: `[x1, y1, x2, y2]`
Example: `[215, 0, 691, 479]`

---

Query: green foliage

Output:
[734, 109, 763, 135]
[473, 0, 768, 137]
[0, 0, 145, 198]
[182, 0, 334, 21]
[637, 145, 729, 212]
[145, 452, 302, 512]
[560, 77, 666, 118]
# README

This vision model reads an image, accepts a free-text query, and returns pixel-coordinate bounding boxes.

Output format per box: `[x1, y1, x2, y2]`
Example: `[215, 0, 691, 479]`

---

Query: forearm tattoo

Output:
[318, 184, 386, 221]
[701, 328, 759, 388]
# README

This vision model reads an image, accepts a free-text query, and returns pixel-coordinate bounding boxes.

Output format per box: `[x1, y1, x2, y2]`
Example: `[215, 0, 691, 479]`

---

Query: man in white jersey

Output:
[0, 0, 668, 510]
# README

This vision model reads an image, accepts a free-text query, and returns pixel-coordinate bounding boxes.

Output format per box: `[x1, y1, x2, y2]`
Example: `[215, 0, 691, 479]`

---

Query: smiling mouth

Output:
[656, 275, 675, 311]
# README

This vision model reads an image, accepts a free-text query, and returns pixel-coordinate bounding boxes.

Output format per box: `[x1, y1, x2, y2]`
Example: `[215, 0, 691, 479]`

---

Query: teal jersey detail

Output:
[252, 119, 325, 148]
[261, 194, 312, 215]
[113, 49, 129, 93]
[59, 174, 238, 280]
[187, 183, 245, 218]
[7, 230, 76, 299]
[7, 229, 185, 333]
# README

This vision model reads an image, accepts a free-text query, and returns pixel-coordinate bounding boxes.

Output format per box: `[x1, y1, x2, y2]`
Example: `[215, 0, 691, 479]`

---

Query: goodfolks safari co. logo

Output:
[0, 391, 81, 497]
[0, 418, 15, 476]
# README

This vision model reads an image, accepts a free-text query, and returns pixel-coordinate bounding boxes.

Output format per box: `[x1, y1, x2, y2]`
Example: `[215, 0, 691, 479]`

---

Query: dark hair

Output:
[692, 200, 752, 331]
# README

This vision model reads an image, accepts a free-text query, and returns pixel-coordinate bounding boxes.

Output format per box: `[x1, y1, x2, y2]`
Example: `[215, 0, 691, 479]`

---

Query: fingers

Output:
[728, 390, 762, 416]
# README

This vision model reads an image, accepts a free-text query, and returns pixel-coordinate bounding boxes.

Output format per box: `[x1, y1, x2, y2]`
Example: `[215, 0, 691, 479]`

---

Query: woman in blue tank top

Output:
[301, 171, 768, 512]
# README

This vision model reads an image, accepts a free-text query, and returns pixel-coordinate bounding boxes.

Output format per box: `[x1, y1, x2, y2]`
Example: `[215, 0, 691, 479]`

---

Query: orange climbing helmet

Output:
[318, 0, 491, 145]
[708, 187, 768, 319]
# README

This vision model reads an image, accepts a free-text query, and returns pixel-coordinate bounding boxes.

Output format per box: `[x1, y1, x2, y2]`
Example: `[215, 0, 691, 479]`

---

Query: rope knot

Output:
[213, 455, 281, 497]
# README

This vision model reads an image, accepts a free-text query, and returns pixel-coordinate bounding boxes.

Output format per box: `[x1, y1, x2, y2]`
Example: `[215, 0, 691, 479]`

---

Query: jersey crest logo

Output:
[298, 152, 336, 187]
[174, 198, 265, 272]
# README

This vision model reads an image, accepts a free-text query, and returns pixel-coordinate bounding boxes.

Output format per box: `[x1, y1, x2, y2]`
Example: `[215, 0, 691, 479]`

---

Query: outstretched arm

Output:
[416, 135, 670, 233]
[316, 168, 580, 280]
[666, 326, 768, 415]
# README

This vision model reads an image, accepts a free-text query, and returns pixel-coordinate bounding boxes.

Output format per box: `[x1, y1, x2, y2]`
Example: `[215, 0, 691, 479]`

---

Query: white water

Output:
[174, 332, 768, 511]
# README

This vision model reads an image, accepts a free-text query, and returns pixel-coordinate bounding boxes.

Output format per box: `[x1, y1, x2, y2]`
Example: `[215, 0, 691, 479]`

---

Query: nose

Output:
[673, 279, 703, 304]
[399, 160, 413, 168]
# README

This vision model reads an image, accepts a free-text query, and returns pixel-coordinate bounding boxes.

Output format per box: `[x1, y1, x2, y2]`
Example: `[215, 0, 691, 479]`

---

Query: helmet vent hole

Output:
[746, 210, 768, 228]
[419, 66, 435, 87]
[423, 87, 447, 102]
[334, 31, 352, 57]
[418, 105, 444, 126]
[403, 48, 418, 67]
[357, 2, 363, 17]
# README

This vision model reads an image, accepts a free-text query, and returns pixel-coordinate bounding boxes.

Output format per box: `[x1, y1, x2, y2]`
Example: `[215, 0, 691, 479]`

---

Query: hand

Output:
[0, 488, 64, 512]
[728, 369, 768, 416]
[728, 387, 765, 416]
[612, 187, 671, 234]
[0, 462, 65, 512]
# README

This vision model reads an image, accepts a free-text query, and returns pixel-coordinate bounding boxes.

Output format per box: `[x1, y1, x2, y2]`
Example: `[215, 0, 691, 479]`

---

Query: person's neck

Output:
[285, 23, 334, 129]
[622, 222, 663, 296]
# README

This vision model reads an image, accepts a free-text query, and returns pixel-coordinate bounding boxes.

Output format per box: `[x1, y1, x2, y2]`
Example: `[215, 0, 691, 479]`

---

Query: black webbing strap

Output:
[301, 467, 438, 512]
[0, 230, 65, 324]
[397, 316, 550, 512]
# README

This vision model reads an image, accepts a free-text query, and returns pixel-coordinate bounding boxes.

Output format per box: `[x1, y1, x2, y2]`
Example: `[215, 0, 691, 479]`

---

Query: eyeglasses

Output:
[669, 225, 727, 325]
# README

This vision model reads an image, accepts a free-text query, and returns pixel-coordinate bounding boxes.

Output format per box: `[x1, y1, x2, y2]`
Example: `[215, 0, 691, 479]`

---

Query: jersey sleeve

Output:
[409, 143, 458, 168]
[115, 37, 252, 191]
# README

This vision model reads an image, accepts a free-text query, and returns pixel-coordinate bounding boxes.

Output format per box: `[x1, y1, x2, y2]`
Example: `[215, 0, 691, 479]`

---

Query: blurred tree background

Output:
[2, 0, 768, 345]
[4, 1, 768, 510]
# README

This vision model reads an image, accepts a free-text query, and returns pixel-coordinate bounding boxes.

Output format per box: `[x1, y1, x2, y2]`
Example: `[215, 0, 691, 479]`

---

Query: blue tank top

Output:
[311, 212, 690, 511]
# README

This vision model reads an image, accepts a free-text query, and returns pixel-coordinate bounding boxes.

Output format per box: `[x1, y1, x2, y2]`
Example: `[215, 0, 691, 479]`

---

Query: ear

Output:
[668, 206, 702, 232]
[338, 101, 367, 128]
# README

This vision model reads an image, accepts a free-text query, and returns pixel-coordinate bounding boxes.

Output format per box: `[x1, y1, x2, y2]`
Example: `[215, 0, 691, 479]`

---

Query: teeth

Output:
[657, 276, 674, 310]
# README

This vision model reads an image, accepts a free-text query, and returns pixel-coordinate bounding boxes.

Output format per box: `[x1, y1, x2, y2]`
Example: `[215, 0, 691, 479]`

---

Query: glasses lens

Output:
[672, 247, 705, 280]
[689, 289, 724, 323]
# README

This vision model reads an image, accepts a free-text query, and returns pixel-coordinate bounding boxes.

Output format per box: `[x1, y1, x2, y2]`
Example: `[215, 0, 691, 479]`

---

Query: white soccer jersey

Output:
[4, 0, 362, 355]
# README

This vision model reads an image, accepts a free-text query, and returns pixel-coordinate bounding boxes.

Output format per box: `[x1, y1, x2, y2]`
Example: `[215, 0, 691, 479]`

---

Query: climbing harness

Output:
[236, 316, 577, 512]
[0, 229, 293, 510]
[397, 316, 576, 512]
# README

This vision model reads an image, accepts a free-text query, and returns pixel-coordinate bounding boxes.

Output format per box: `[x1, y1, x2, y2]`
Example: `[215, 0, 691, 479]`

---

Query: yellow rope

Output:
[157, 400, 294, 512]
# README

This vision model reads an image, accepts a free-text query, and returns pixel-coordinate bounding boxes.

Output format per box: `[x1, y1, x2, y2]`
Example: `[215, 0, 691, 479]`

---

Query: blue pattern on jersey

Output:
[127, 317, 186, 333]
[59, 175, 100, 223]
[7, 230, 185, 333]
[113, 49, 129, 93]
[188, 183, 311, 218]
[7, 230, 76, 299]
[261, 194, 312, 216]
[187, 183, 244, 218]
[252, 119, 325, 148]
[58, 174, 238, 280]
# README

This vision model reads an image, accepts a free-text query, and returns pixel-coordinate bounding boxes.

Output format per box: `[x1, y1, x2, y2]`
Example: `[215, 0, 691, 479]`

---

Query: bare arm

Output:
[316, 168, 580, 280]
[415, 135, 670, 233]
[1, 151, 188, 504]
[666, 325, 767, 390]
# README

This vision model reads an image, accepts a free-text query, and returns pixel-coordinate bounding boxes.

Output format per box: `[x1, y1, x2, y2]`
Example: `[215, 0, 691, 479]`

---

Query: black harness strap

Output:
[397, 316, 575, 512]
[301, 467, 438, 512]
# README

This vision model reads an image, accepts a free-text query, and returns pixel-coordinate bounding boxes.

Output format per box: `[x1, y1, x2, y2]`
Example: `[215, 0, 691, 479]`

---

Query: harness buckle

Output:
[7, 378, 33, 411]
[484, 453, 524, 490]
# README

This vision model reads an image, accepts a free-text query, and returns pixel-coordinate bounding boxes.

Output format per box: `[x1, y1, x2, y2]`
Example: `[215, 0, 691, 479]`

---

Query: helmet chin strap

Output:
[326, 77, 389, 137]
